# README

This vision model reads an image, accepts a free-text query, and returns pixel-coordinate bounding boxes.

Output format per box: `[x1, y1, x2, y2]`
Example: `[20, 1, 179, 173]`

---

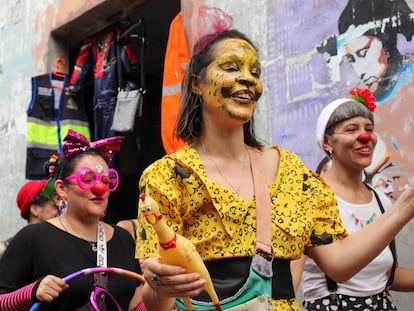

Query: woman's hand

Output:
[140, 257, 206, 298]
[394, 178, 414, 221]
[139, 257, 206, 311]
[36, 275, 68, 303]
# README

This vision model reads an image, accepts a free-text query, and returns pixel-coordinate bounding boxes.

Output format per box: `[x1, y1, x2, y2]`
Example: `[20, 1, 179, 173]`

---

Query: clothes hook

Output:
[53, 57, 66, 77]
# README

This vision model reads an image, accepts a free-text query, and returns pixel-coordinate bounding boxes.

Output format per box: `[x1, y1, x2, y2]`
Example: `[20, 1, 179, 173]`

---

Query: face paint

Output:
[96, 163, 104, 174]
[222, 85, 262, 101]
[199, 38, 263, 122]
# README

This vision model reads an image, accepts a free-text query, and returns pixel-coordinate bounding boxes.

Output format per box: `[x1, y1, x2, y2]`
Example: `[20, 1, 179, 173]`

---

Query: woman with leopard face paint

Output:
[136, 29, 414, 311]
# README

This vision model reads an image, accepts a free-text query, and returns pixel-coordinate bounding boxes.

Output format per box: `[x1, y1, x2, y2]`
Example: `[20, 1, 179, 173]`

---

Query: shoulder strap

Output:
[116, 31, 123, 90]
[247, 148, 272, 256]
[130, 219, 138, 241]
[136, 18, 146, 94]
[366, 185, 397, 288]
[326, 185, 397, 292]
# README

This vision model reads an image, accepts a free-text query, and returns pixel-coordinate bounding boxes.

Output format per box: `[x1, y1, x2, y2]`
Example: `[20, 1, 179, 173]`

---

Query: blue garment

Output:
[69, 25, 138, 139]
[26, 73, 90, 179]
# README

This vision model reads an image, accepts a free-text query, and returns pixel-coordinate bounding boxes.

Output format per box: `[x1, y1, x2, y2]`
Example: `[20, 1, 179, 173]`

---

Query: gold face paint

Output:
[199, 38, 263, 124]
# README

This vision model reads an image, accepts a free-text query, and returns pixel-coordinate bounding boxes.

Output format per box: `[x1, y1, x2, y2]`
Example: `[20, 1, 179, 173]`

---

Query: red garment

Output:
[0, 281, 36, 311]
[70, 25, 137, 85]
[16, 180, 48, 220]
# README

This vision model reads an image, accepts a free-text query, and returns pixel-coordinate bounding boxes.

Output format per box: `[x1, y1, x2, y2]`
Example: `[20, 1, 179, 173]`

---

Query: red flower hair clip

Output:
[349, 88, 376, 112]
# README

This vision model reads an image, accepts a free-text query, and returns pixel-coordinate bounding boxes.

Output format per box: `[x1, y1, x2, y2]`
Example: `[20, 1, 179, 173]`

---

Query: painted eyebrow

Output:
[217, 58, 261, 73]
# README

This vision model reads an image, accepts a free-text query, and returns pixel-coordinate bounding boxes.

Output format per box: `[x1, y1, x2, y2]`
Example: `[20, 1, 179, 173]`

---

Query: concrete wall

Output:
[0, 0, 53, 240]
[0, 0, 106, 242]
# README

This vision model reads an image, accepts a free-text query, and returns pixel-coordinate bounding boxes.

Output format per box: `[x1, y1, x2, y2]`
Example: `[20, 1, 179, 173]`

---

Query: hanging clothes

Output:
[26, 73, 90, 179]
[68, 25, 138, 140]
[160, 12, 190, 155]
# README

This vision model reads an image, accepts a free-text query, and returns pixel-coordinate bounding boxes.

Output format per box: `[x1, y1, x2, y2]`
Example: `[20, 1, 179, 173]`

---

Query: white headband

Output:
[315, 98, 352, 150]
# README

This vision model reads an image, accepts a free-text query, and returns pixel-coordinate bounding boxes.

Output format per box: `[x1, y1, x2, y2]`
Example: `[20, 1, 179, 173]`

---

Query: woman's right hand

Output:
[140, 257, 206, 299]
[36, 275, 68, 302]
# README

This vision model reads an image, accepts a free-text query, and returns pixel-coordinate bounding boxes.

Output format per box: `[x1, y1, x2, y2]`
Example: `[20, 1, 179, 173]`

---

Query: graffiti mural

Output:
[267, 0, 414, 200]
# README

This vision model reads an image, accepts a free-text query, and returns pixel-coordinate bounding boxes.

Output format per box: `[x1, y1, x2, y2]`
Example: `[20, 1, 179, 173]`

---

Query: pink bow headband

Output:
[63, 130, 123, 161]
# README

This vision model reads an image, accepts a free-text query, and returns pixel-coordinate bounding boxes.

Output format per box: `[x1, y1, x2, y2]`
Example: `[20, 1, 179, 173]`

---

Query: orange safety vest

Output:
[161, 12, 189, 155]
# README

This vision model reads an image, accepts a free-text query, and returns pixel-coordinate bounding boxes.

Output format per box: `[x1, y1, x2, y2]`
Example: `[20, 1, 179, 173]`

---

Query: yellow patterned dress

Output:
[136, 145, 348, 311]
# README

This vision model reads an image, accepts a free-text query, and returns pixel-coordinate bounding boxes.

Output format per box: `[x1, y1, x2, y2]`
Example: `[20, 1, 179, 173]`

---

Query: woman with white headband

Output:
[301, 88, 414, 310]
[136, 23, 414, 310]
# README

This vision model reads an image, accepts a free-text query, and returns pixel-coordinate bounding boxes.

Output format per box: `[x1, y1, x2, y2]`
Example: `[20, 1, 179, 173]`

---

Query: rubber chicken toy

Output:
[139, 193, 222, 311]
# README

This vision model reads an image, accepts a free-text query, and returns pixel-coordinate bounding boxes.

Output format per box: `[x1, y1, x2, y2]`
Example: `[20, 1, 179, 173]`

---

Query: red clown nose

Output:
[357, 133, 371, 143]
[91, 182, 108, 196]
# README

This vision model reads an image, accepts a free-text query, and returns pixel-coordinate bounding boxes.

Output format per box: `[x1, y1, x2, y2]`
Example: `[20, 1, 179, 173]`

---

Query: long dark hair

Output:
[175, 29, 264, 149]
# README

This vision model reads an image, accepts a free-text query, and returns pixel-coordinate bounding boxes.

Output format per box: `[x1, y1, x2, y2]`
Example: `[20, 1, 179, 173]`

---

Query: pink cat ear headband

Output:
[315, 88, 376, 150]
[63, 130, 123, 161]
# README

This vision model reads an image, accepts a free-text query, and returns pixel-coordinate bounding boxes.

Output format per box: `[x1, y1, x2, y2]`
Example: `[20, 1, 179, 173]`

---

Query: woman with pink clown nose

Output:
[300, 88, 414, 310]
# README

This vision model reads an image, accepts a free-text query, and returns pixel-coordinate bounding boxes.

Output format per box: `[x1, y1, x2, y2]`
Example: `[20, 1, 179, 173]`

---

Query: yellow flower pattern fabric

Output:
[136, 145, 348, 310]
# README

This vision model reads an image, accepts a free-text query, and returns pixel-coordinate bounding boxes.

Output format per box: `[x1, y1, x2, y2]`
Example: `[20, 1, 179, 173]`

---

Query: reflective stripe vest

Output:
[161, 12, 190, 155]
[26, 73, 90, 179]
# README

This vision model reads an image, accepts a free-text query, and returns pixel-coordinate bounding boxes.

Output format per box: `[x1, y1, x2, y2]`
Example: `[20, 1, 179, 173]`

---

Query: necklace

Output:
[350, 212, 377, 228]
[337, 194, 378, 228]
[339, 203, 377, 228]
[203, 146, 248, 196]
[58, 215, 98, 252]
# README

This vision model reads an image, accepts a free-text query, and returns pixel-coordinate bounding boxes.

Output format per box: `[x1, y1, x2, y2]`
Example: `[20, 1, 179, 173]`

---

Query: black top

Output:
[0, 222, 140, 310]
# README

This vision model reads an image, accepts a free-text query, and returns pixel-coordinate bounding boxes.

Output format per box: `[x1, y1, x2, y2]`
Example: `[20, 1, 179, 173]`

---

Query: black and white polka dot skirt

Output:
[303, 290, 397, 310]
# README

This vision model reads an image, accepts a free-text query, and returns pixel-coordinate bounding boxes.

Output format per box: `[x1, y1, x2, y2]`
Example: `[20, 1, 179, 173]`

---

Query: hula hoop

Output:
[29, 266, 144, 311]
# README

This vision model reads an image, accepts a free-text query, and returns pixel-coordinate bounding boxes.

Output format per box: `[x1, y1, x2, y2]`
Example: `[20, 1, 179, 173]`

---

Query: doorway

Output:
[54, 0, 181, 223]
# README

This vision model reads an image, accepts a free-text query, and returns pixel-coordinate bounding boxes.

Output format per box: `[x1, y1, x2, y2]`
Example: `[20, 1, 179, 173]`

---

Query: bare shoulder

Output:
[116, 219, 137, 238]
[262, 146, 280, 161]
[117, 219, 133, 230]
[262, 147, 280, 184]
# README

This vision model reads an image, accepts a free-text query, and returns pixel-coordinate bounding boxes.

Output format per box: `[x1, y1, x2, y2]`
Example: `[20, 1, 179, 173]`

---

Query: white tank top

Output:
[302, 191, 394, 300]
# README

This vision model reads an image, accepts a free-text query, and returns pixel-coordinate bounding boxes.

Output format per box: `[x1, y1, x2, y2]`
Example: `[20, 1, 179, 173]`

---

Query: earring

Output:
[326, 150, 333, 159]
[59, 194, 67, 212]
